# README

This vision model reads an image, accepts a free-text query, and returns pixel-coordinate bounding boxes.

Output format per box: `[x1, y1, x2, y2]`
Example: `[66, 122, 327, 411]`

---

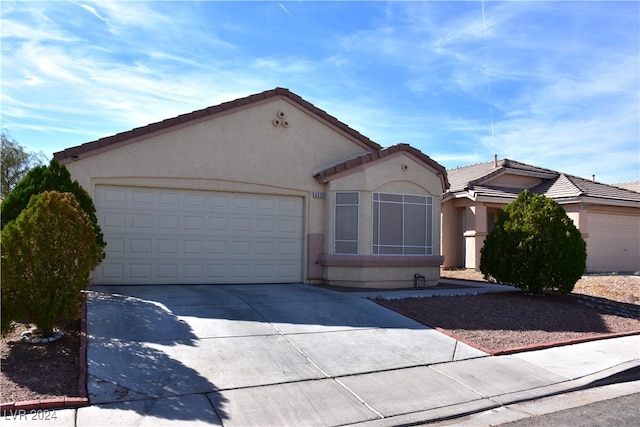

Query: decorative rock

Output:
[21, 328, 64, 344]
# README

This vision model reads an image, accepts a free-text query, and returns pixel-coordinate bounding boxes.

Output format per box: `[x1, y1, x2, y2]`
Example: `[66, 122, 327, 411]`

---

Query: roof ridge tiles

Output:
[313, 143, 449, 190]
[54, 87, 384, 160]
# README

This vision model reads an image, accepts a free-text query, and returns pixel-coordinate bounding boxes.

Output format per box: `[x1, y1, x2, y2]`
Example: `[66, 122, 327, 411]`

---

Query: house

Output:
[442, 156, 640, 273]
[613, 181, 640, 193]
[54, 88, 449, 288]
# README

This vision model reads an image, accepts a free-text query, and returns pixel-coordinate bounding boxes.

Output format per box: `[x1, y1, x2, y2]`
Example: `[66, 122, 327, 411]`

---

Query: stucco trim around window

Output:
[319, 254, 444, 267]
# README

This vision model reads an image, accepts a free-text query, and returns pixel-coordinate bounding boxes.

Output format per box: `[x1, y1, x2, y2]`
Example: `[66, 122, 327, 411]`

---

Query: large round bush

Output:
[480, 190, 586, 294]
[1, 191, 102, 337]
[1, 158, 105, 257]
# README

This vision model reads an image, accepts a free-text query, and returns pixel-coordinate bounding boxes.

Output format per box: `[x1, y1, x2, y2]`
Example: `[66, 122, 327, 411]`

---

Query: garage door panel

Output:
[231, 241, 252, 255]
[210, 265, 228, 278]
[104, 188, 127, 204]
[279, 241, 298, 256]
[184, 240, 204, 254]
[130, 239, 152, 255]
[130, 264, 152, 279]
[256, 218, 276, 232]
[232, 217, 253, 232]
[104, 238, 125, 255]
[587, 213, 640, 272]
[132, 190, 154, 205]
[103, 212, 126, 228]
[210, 217, 229, 231]
[279, 219, 299, 234]
[158, 215, 180, 230]
[131, 214, 153, 229]
[94, 186, 303, 284]
[157, 239, 179, 255]
[99, 263, 124, 280]
[159, 192, 180, 207]
[184, 264, 204, 279]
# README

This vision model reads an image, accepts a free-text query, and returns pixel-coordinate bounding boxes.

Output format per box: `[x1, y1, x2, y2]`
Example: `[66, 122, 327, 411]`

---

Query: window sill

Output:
[320, 254, 444, 267]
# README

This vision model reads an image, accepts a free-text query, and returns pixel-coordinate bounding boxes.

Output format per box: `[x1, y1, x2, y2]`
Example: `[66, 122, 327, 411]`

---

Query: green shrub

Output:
[0, 158, 105, 258]
[480, 190, 586, 294]
[1, 191, 102, 337]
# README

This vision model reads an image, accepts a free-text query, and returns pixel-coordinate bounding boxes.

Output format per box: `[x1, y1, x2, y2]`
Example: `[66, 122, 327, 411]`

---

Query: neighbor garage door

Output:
[93, 186, 303, 284]
[586, 213, 640, 272]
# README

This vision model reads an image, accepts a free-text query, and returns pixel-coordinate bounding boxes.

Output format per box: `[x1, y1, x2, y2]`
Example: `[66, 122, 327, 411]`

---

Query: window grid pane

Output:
[335, 192, 359, 255]
[372, 192, 433, 255]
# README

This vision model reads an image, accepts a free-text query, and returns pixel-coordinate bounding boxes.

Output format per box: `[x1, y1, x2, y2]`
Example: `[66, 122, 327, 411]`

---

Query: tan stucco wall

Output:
[321, 154, 444, 288]
[65, 100, 373, 223]
[324, 265, 441, 288]
[63, 98, 373, 284]
[65, 98, 366, 204]
[62, 97, 447, 287]
[441, 200, 464, 268]
[489, 174, 544, 188]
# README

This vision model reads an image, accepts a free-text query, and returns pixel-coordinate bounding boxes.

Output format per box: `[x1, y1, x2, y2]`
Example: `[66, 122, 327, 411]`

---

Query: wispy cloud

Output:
[1, 1, 638, 183]
[76, 3, 108, 24]
[279, 3, 292, 17]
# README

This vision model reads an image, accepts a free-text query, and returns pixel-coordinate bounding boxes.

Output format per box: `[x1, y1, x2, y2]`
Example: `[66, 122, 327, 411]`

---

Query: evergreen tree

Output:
[1, 158, 105, 256]
[1, 192, 101, 337]
[480, 190, 586, 294]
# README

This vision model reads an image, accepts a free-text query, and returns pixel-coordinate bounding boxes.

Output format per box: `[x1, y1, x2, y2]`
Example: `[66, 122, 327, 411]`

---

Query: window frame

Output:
[334, 191, 360, 255]
[372, 192, 433, 256]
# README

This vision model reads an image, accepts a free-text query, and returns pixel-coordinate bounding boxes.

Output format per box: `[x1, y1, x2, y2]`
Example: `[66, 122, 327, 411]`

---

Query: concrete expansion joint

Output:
[333, 378, 385, 420]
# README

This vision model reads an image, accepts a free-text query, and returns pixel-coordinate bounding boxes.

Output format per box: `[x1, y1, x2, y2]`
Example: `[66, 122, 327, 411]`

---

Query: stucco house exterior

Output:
[442, 157, 640, 273]
[54, 88, 449, 288]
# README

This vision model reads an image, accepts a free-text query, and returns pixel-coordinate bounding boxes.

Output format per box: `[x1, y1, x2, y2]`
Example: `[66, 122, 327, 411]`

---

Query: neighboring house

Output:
[442, 157, 640, 273]
[613, 181, 640, 193]
[54, 88, 449, 288]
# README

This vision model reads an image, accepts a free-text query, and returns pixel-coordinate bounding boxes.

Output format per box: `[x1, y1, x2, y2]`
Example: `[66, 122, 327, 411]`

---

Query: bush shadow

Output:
[86, 290, 228, 423]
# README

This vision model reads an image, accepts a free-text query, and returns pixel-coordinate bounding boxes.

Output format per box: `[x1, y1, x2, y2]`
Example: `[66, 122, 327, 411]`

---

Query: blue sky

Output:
[2, 1, 639, 184]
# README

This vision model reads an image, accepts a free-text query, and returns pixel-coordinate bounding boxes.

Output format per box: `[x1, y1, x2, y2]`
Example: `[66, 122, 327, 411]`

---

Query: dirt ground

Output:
[1, 319, 81, 403]
[442, 268, 639, 305]
[378, 269, 640, 354]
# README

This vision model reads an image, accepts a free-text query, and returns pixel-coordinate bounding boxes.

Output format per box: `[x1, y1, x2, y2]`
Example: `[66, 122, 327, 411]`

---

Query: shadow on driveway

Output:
[85, 283, 479, 424]
[87, 291, 228, 424]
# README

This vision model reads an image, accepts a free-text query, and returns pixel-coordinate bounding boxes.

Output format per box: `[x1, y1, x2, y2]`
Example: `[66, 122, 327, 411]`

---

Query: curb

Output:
[0, 292, 89, 414]
[347, 363, 640, 427]
[491, 330, 640, 355]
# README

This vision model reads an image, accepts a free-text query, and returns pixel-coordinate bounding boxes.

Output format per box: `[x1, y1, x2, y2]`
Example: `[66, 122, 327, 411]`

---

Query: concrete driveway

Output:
[81, 283, 487, 425]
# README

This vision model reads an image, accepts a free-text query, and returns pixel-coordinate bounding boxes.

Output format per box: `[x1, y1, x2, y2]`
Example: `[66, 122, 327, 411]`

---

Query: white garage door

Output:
[93, 186, 303, 284]
[587, 213, 640, 272]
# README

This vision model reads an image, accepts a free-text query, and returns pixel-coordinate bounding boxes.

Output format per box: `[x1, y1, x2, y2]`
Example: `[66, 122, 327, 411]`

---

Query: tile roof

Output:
[314, 143, 450, 190]
[466, 185, 524, 199]
[447, 159, 557, 192]
[530, 173, 582, 199]
[447, 158, 640, 205]
[54, 87, 382, 161]
[612, 181, 640, 193]
[557, 174, 640, 203]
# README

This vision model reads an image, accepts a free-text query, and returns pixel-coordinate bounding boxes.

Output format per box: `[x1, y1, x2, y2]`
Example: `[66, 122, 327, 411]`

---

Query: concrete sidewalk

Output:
[5, 283, 639, 426]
